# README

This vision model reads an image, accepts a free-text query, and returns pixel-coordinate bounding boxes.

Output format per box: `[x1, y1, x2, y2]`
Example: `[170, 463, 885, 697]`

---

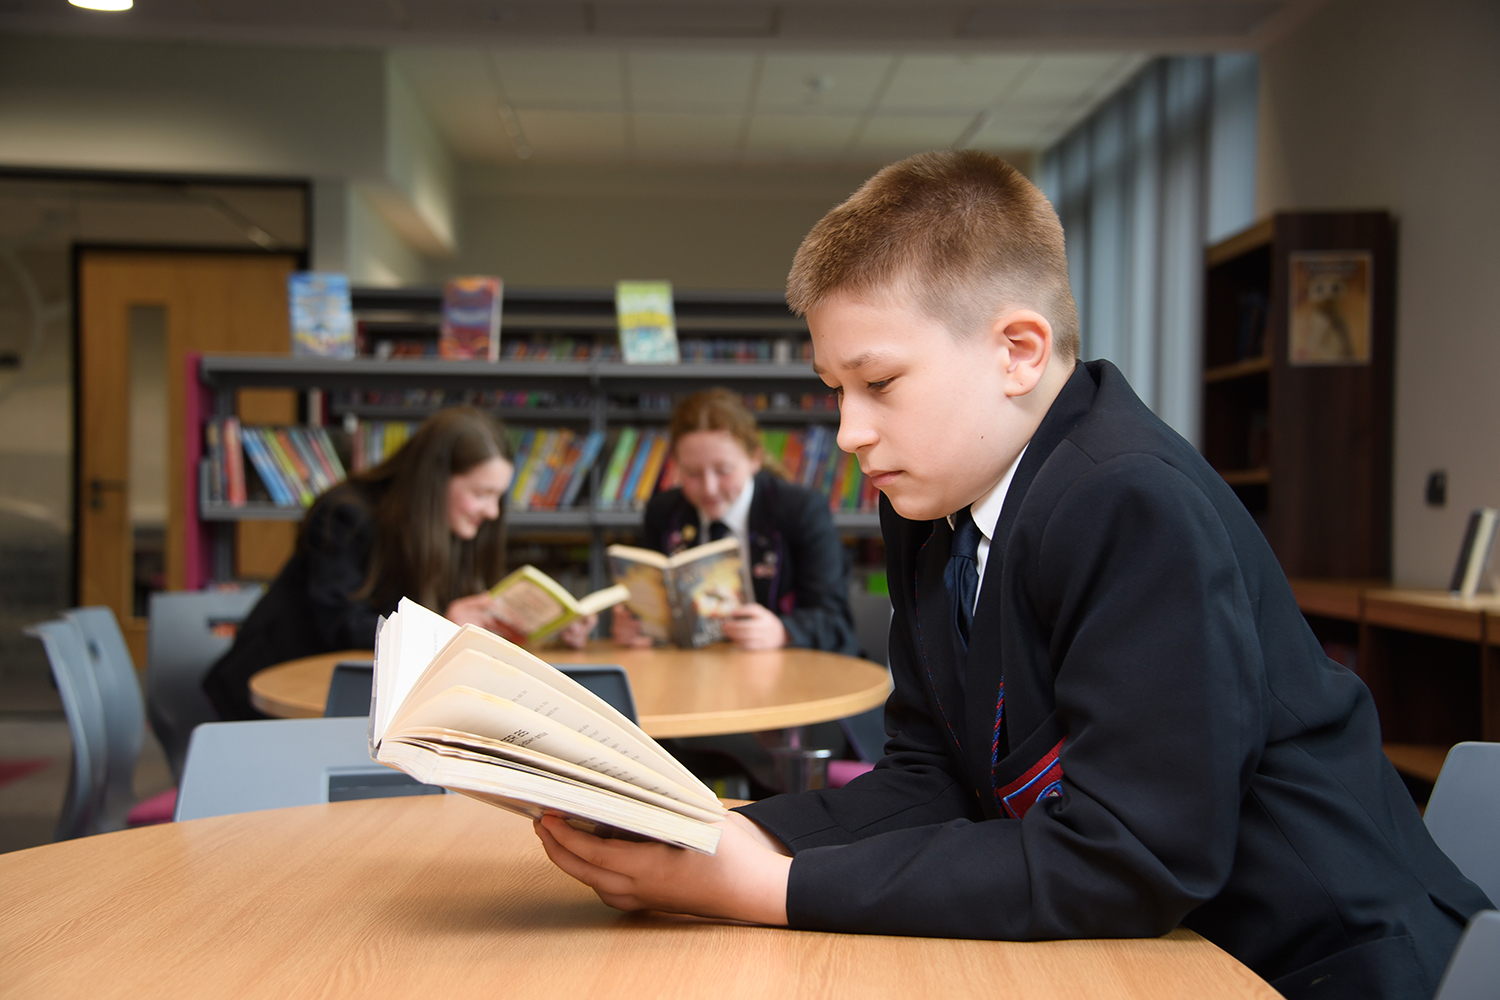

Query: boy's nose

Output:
[836, 407, 876, 454]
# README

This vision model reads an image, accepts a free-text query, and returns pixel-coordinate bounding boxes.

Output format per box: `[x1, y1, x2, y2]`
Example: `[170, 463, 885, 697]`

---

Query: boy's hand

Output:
[534, 811, 792, 925]
[723, 603, 788, 650]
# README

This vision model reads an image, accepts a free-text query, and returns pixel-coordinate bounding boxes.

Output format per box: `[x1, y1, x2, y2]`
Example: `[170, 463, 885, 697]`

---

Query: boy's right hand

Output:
[610, 605, 655, 648]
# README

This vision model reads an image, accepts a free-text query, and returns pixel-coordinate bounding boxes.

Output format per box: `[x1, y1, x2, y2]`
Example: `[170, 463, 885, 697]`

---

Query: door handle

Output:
[88, 477, 128, 510]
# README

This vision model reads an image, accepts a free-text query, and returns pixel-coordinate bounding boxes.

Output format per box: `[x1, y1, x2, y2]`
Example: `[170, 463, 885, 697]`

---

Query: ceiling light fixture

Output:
[69, 0, 133, 10]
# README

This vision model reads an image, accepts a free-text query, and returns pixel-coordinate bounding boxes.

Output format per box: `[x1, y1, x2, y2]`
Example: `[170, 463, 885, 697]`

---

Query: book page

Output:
[391, 686, 701, 801]
[608, 546, 672, 640]
[665, 535, 741, 568]
[385, 730, 724, 822]
[373, 598, 461, 743]
[575, 583, 631, 617]
[421, 624, 718, 804]
[391, 646, 714, 809]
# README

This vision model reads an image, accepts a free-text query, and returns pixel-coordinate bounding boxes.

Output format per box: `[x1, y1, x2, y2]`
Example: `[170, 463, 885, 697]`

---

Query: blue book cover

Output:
[288, 272, 355, 359]
[559, 430, 606, 509]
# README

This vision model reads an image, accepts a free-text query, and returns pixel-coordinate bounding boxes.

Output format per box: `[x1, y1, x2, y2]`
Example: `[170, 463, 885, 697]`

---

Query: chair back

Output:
[847, 581, 893, 667]
[23, 618, 108, 840]
[146, 586, 263, 781]
[556, 664, 638, 724]
[175, 717, 440, 822]
[1433, 910, 1500, 1000]
[62, 606, 147, 833]
[324, 660, 375, 718]
[1425, 741, 1500, 903]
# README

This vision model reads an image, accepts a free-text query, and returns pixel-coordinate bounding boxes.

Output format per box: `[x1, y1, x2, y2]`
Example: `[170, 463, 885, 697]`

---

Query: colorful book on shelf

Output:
[223, 417, 247, 506]
[534, 436, 582, 512]
[618, 429, 660, 510]
[283, 428, 332, 496]
[240, 429, 297, 506]
[607, 537, 745, 649]
[371, 599, 725, 853]
[202, 419, 224, 505]
[597, 427, 639, 508]
[615, 281, 679, 364]
[507, 429, 545, 507]
[288, 272, 356, 359]
[516, 429, 574, 511]
[557, 430, 606, 510]
[439, 276, 503, 361]
[633, 432, 671, 507]
[265, 430, 316, 506]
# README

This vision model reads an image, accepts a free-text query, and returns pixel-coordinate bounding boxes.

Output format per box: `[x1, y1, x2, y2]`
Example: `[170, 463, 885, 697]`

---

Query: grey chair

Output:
[174, 717, 441, 822]
[1424, 741, 1500, 904]
[23, 618, 108, 840]
[1433, 910, 1500, 1000]
[145, 586, 263, 781]
[62, 606, 150, 833]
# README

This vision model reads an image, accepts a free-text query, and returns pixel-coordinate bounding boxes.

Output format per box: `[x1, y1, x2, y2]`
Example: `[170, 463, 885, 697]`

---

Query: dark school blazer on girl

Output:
[740, 360, 1490, 1000]
[203, 482, 394, 721]
[641, 470, 860, 656]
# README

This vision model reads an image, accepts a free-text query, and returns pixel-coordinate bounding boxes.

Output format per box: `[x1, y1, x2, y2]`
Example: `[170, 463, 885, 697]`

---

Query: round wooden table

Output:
[0, 795, 1281, 1000]
[249, 641, 893, 738]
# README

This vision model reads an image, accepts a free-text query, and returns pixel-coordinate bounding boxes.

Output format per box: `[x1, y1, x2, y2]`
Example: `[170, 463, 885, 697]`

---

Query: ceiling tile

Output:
[628, 51, 758, 112]
[512, 110, 629, 159]
[1005, 54, 1138, 104]
[631, 112, 743, 158]
[879, 54, 1035, 112]
[754, 53, 894, 113]
[491, 48, 625, 109]
[853, 114, 975, 156]
[744, 114, 863, 157]
[393, 49, 507, 161]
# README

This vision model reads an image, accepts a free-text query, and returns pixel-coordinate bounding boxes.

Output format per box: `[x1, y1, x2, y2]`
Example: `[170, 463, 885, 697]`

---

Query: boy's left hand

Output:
[723, 603, 788, 650]
[534, 811, 792, 925]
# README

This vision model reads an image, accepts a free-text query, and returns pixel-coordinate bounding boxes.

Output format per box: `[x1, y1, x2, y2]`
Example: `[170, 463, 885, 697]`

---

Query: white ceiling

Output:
[0, 0, 1327, 167]
[397, 47, 1148, 165]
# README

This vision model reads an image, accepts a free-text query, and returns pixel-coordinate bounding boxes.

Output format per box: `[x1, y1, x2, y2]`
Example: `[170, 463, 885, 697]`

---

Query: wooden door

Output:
[77, 250, 300, 665]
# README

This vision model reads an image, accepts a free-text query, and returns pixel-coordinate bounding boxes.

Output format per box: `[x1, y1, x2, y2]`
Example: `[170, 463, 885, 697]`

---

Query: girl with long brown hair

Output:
[204, 406, 522, 720]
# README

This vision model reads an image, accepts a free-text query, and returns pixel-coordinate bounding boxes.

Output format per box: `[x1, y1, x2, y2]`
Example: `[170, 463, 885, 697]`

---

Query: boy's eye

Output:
[867, 378, 893, 392]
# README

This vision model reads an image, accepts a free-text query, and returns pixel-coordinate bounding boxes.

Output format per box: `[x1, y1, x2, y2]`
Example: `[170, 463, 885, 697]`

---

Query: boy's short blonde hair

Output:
[787, 150, 1079, 361]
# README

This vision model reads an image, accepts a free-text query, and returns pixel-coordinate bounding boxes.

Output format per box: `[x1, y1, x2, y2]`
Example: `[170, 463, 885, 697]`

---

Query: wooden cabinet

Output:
[1204, 213, 1395, 578]
[1291, 579, 1500, 786]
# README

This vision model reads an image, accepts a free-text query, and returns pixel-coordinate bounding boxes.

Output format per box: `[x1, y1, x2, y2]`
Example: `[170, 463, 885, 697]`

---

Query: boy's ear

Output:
[989, 308, 1054, 397]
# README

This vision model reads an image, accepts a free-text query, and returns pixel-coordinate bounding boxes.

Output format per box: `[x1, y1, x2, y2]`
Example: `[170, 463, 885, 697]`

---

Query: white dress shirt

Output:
[948, 444, 1027, 615]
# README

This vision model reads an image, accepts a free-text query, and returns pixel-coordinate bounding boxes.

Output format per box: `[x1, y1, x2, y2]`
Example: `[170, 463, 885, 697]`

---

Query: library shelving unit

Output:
[185, 286, 878, 593]
[1202, 211, 1395, 579]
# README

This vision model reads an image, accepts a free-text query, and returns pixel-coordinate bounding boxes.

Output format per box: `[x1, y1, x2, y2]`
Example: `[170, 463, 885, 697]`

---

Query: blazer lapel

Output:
[912, 518, 967, 758]
[962, 542, 1008, 811]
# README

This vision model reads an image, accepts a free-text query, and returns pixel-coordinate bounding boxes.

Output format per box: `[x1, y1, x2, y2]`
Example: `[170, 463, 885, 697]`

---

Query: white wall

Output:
[441, 162, 911, 291]
[1257, 0, 1500, 587]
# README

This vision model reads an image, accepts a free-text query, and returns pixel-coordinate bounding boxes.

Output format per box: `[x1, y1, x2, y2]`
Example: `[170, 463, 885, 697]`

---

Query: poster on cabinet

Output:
[1288, 251, 1372, 365]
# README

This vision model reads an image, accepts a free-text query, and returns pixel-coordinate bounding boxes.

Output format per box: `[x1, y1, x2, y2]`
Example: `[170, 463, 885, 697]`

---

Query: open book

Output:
[488, 565, 630, 644]
[607, 537, 745, 648]
[371, 598, 727, 853]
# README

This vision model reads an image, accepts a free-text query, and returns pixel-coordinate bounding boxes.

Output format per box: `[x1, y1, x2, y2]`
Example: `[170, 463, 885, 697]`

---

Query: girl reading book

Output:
[613, 388, 858, 655]
[205, 406, 590, 721]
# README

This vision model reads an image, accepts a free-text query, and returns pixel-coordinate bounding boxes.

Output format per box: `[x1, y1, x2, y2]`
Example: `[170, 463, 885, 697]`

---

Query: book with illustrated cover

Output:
[607, 537, 745, 648]
[371, 599, 726, 853]
[288, 272, 356, 359]
[439, 276, 503, 361]
[615, 281, 679, 364]
[487, 565, 630, 644]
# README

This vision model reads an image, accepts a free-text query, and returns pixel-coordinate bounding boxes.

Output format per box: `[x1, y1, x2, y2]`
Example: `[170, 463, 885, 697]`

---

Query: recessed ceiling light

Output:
[70, 0, 133, 10]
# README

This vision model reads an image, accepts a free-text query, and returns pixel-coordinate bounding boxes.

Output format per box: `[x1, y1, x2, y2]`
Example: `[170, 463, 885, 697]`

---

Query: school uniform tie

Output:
[945, 506, 981, 649]
[708, 520, 731, 543]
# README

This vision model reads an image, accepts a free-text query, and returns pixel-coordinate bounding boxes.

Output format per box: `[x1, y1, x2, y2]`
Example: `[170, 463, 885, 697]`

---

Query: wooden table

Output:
[250, 641, 894, 738]
[0, 795, 1280, 1000]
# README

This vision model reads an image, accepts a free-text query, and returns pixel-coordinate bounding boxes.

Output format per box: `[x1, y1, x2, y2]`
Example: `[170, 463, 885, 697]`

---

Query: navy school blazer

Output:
[740, 360, 1490, 1000]
[641, 470, 860, 656]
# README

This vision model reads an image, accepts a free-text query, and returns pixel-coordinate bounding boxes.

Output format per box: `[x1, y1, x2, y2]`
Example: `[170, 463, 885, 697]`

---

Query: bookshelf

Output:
[186, 287, 878, 593]
[1202, 212, 1395, 579]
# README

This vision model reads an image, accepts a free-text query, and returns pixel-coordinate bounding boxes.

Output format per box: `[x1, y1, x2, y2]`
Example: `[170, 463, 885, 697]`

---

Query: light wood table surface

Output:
[249, 641, 894, 738]
[0, 794, 1280, 1000]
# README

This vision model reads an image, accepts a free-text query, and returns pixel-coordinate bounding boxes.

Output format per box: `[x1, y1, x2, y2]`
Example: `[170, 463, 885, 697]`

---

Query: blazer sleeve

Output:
[744, 454, 1266, 940]
[775, 484, 861, 656]
[301, 497, 383, 650]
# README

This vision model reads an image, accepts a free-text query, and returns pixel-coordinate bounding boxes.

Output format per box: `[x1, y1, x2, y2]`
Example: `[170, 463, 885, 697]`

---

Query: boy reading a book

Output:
[535, 151, 1490, 1000]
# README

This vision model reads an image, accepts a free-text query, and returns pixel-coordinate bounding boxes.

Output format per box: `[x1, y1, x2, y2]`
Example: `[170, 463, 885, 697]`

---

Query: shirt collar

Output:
[700, 473, 755, 541]
[950, 444, 1027, 543]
